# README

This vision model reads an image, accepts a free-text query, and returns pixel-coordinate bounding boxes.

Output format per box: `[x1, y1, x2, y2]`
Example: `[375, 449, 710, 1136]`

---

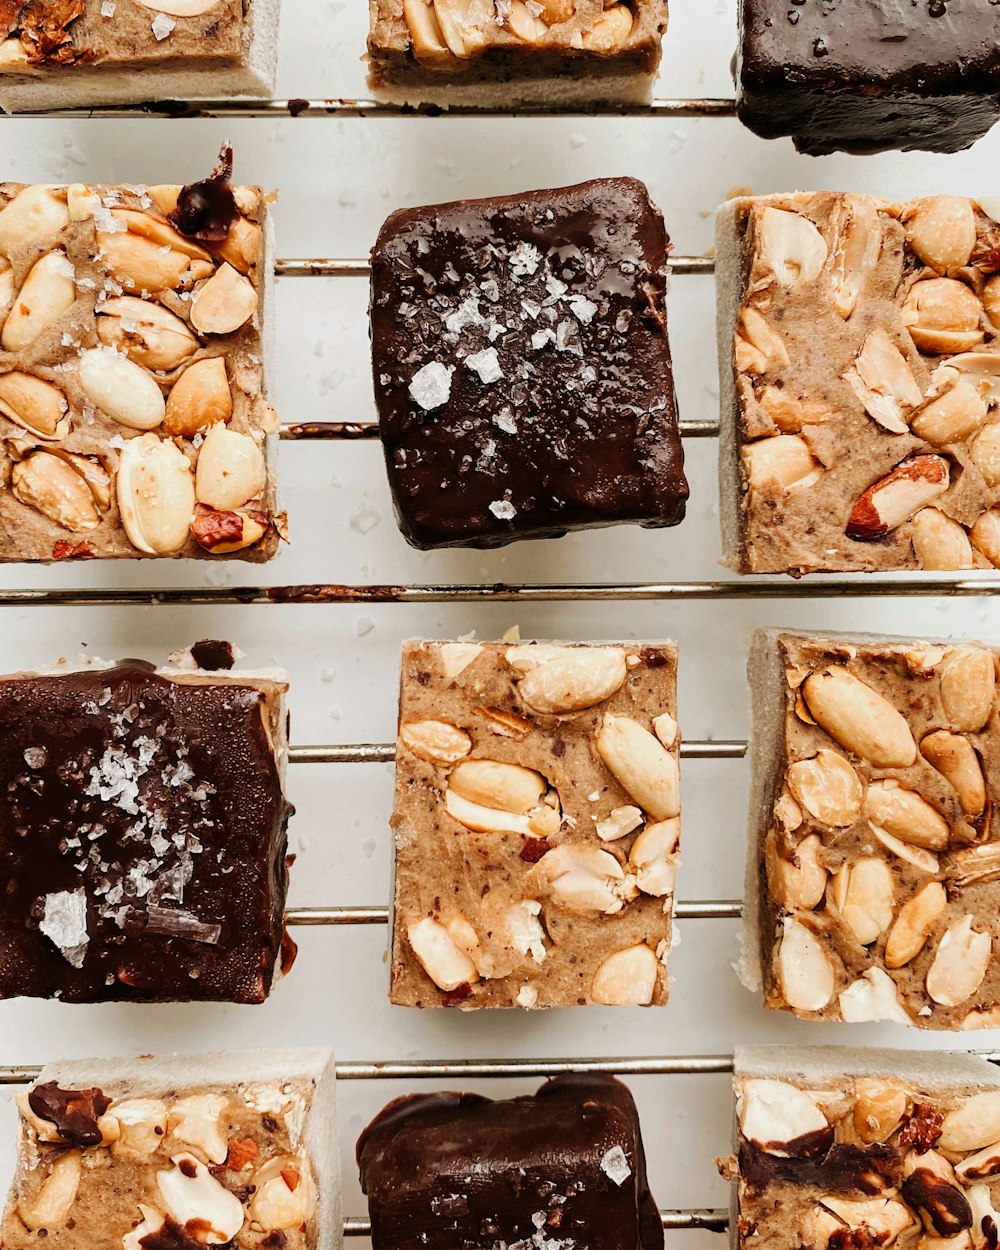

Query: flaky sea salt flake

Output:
[600, 1145, 631, 1186]
[466, 347, 503, 385]
[151, 13, 175, 39]
[409, 361, 454, 411]
[40, 889, 90, 968]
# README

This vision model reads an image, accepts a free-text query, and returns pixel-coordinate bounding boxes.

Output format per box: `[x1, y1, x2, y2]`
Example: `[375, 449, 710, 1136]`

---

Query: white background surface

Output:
[2, 0, 1000, 1243]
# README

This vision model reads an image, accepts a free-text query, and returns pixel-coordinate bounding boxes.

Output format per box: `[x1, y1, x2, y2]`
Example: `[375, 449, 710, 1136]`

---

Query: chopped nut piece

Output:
[902, 278, 985, 355]
[590, 943, 658, 1005]
[925, 915, 992, 1006]
[911, 508, 975, 571]
[904, 197, 977, 275]
[844, 328, 922, 434]
[400, 720, 472, 766]
[776, 917, 834, 1011]
[744, 434, 820, 491]
[786, 750, 863, 827]
[756, 207, 828, 288]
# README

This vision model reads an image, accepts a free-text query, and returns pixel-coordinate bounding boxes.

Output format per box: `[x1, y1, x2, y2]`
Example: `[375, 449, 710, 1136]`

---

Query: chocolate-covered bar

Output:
[371, 177, 687, 550]
[0, 646, 295, 1003]
[736, 0, 1000, 156]
[717, 191, 1000, 576]
[2, 1049, 339, 1249]
[0, 144, 280, 562]
[725, 1045, 1000, 1250]
[358, 1074, 663, 1250]
[367, 1, 668, 108]
[390, 638, 680, 1008]
[743, 629, 1000, 1030]
[0, 1, 281, 114]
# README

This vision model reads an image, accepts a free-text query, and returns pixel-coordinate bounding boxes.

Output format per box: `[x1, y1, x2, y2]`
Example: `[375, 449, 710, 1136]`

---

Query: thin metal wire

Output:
[343, 1212, 731, 1236]
[279, 417, 720, 440]
[274, 256, 714, 278]
[288, 740, 746, 765]
[285, 900, 742, 926]
[7, 97, 737, 121]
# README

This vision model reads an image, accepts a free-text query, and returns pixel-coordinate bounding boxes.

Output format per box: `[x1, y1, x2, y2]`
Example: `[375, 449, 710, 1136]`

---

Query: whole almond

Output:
[164, 358, 233, 439]
[922, 731, 987, 816]
[801, 667, 917, 768]
[1, 251, 76, 352]
[846, 455, 950, 541]
[864, 780, 949, 851]
[449, 759, 546, 813]
[940, 1091, 1000, 1152]
[940, 647, 995, 731]
[835, 858, 895, 946]
[884, 881, 946, 968]
[99, 231, 214, 294]
[516, 647, 627, 714]
[111, 209, 214, 262]
[78, 347, 165, 432]
[595, 713, 680, 821]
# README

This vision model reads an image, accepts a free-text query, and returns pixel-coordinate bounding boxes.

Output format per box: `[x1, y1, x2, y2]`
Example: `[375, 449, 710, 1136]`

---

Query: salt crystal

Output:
[23, 746, 47, 769]
[92, 205, 126, 234]
[101, 0, 116, 13]
[489, 499, 516, 521]
[409, 361, 454, 411]
[568, 295, 598, 323]
[493, 410, 518, 435]
[600, 1145, 631, 1186]
[509, 242, 542, 278]
[445, 296, 484, 334]
[530, 329, 555, 352]
[525, 0, 544, 14]
[151, 13, 175, 39]
[466, 347, 503, 385]
[40, 890, 89, 968]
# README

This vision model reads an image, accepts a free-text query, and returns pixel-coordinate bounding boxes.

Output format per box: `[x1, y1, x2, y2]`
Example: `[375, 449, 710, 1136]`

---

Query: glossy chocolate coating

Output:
[0, 660, 292, 1003]
[357, 1074, 664, 1250]
[370, 178, 688, 550]
[737, 0, 1000, 156]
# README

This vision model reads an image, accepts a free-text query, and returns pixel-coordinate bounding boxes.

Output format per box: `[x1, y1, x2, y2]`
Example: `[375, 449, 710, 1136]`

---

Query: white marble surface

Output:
[1, 1, 1000, 1243]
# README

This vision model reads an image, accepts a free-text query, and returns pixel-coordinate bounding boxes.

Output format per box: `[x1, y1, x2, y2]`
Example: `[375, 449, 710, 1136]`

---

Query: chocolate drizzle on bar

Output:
[140, 1221, 205, 1250]
[169, 142, 239, 244]
[28, 1082, 110, 1147]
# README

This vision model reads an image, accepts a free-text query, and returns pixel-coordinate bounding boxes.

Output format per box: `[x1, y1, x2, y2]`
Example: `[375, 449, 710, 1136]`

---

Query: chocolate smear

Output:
[28, 1081, 111, 1147]
[169, 142, 239, 244]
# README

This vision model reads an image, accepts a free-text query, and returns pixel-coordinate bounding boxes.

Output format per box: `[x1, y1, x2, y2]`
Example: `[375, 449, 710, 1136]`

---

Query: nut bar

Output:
[0, 143, 280, 562]
[1, 1048, 339, 1249]
[0, 645, 295, 1003]
[716, 192, 1000, 576]
[367, 1, 668, 108]
[742, 629, 1000, 1031]
[390, 638, 680, 1008]
[372, 178, 688, 551]
[358, 1074, 663, 1250]
[0, 1, 281, 114]
[736, 0, 1000, 157]
[726, 1045, 1000, 1250]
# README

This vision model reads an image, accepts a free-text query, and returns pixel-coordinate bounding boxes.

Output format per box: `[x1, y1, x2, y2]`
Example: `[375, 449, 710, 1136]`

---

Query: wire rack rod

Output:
[288, 740, 746, 765]
[6, 97, 737, 121]
[2, 577, 997, 608]
[343, 1212, 731, 1236]
[279, 417, 720, 440]
[285, 900, 742, 926]
[274, 256, 714, 279]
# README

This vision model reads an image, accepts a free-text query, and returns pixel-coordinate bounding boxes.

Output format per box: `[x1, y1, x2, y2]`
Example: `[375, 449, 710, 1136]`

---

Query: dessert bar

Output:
[0, 143, 280, 561]
[717, 192, 1000, 576]
[0, 645, 295, 1003]
[726, 1045, 1000, 1250]
[371, 177, 688, 551]
[0, 0, 281, 114]
[1, 1048, 339, 1249]
[390, 638, 680, 1008]
[358, 1073, 663, 1250]
[367, 0, 668, 108]
[742, 629, 999, 1030]
[736, 0, 1000, 156]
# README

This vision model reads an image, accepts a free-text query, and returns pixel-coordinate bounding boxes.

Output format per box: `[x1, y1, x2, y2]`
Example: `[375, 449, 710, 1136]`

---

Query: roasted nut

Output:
[853, 1078, 909, 1144]
[830, 858, 894, 946]
[904, 197, 977, 274]
[828, 194, 883, 319]
[885, 881, 947, 968]
[407, 915, 479, 990]
[653, 712, 678, 749]
[735, 306, 791, 375]
[864, 780, 949, 851]
[971, 510, 1000, 568]
[194, 422, 265, 510]
[18, 1149, 81, 1231]
[956, 1143, 1000, 1184]
[169, 1094, 228, 1165]
[871, 825, 940, 875]
[921, 731, 987, 817]
[926, 915, 992, 1006]
[99, 231, 214, 294]
[972, 423, 1000, 487]
[911, 382, 988, 446]
[595, 713, 679, 821]
[528, 844, 636, 915]
[596, 805, 643, 842]
[113, 1099, 168, 1155]
[450, 759, 546, 813]
[581, 3, 634, 49]
[940, 647, 996, 731]
[777, 917, 834, 1011]
[96, 297, 199, 372]
[590, 944, 658, 1005]
[401, 720, 472, 766]
[122, 1205, 165, 1250]
[948, 844, 1000, 889]
[0, 371, 69, 440]
[475, 705, 532, 740]
[984, 275, 1000, 330]
[902, 278, 985, 355]
[78, 347, 166, 431]
[507, 0, 550, 40]
[629, 817, 680, 897]
[163, 357, 233, 438]
[190, 262, 257, 335]
[249, 1156, 317, 1231]
[117, 433, 194, 556]
[839, 968, 912, 1024]
[756, 386, 832, 432]
[847, 455, 951, 541]
[0, 185, 69, 257]
[901, 1152, 973, 1238]
[756, 207, 828, 287]
[1, 250, 76, 352]
[0, 258, 12, 307]
[787, 750, 864, 826]
[212, 214, 263, 276]
[0, 38, 28, 69]
[941, 1091, 1000, 1151]
[816, 1197, 913, 1245]
[190, 509, 267, 554]
[12, 451, 105, 532]
[404, 0, 453, 57]
[769, 832, 827, 911]
[156, 1152, 245, 1244]
[966, 1183, 1000, 1250]
[844, 328, 922, 433]
[934, 351, 1000, 404]
[431, 0, 491, 55]
[133, 1, 225, 19]
[505, 899, 547, 964]
[911, 508, 975, 571]
[513, 646, 627, 715]
[738, 1079, 831, 1155]
[801, 667, 917, 768]
[744, 435, 821, 491]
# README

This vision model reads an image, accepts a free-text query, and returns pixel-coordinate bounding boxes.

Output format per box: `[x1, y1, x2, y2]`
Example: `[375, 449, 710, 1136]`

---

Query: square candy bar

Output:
[0, 145, 280, 562]
[0, 647, 294, 1004]
[367, 0, 668, 108]
[743, 629, 1000, 1031]
[2, 1048, 339, 1249]
[737, 0, 1000, 156]
[390, 638, 680, 1008]
[716, 192, 1000, 576]
[371, 177, 688, 550]
[0, 0, 281, 113]
[358, 1074, 663, 1250]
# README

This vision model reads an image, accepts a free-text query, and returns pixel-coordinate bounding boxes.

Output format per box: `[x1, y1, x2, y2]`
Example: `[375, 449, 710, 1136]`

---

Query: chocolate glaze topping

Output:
[189, 640, 237, 672]
[0, 660, 292, 1003]
[738, 1141, 902, 1197]
[141, 1218, 207, 1250]
[169, 141, 239, 244]
[371, 177, 688, 550]
[28, 1082, 111, 1147]
[357, 1074, 663, 1250]
[737, 0, 1000, 156]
